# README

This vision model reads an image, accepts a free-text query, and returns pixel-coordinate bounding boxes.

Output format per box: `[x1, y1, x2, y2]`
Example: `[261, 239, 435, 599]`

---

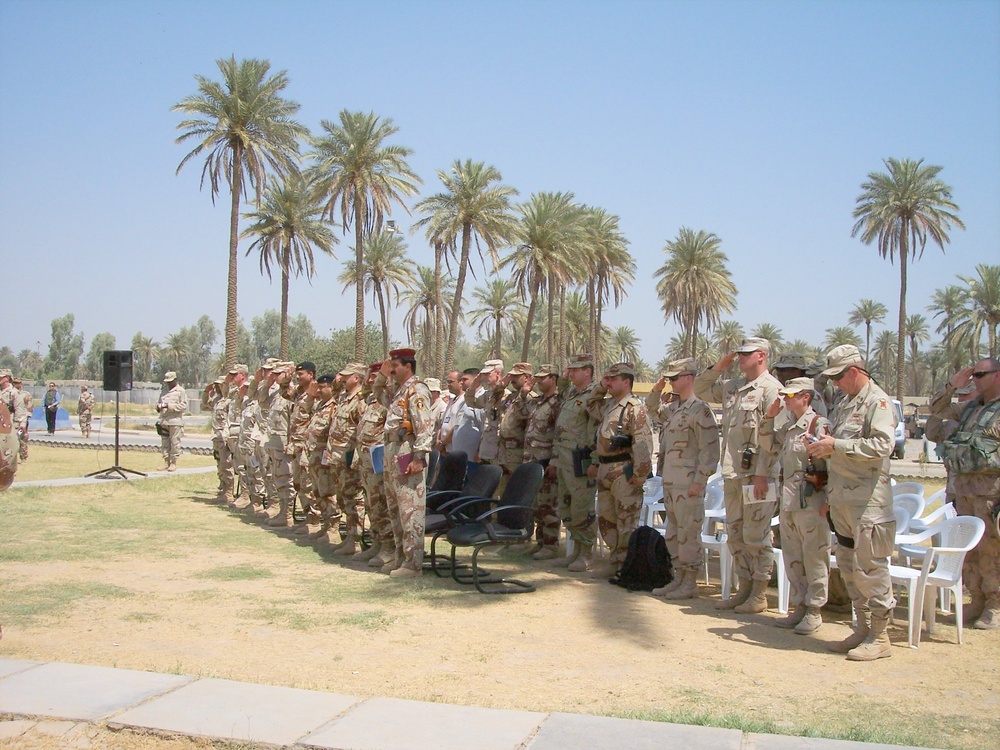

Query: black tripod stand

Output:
[86, 390, 146, 480]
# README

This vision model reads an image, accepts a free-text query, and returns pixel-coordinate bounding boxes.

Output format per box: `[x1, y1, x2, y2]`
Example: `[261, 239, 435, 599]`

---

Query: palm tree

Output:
[713, 320, 746, 356]
[467, 279, 525, 358]
[173, 57, 307, 367]
[945, 264, 1000, 359]
[582, 207, 633, 368]
[824, 326, 862, 350]
[785, 339, 822, 365]
[905, 314, 930, 396]
[852, 158, 964, 399]
[402, 265, 454, 371]
[242, 173, 337, 359]
[928, 284, 966, 371]
[610, 327, 641, 364]
[848, 299, 888, 363]
[502, 192, 582, 362]
[654, 228, 737, 360]
[338, 231, 417, 358]
[871, 329, 898, 392]
[309, 110, 421, 361]
[414, 160, 519, 371]
[751, 323, 784, 357]
[557, 290, 591, 361]
[161, 333, 189, 374]
[130, 333, 159, 383]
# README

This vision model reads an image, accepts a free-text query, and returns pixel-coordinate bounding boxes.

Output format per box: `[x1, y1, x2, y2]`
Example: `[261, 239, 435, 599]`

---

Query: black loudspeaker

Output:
[102, 350, 134, 392]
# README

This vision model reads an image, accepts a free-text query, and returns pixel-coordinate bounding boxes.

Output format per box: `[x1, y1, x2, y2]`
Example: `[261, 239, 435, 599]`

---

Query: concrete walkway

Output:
[0, 658, 933, 749]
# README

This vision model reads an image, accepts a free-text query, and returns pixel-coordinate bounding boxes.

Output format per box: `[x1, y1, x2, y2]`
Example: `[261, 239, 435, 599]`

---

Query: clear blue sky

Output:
[1, 0, 997, 367]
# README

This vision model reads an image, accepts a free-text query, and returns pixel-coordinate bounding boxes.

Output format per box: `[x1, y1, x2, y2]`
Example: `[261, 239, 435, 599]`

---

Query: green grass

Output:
[13, 445, 214, 482]
[2, 581, 132, 627]
[336, 609, 395, 631]
[196, 565, 274, 581]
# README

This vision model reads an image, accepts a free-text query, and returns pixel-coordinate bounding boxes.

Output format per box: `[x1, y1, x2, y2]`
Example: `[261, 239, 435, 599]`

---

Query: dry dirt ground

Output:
[1, 470, 997, 750]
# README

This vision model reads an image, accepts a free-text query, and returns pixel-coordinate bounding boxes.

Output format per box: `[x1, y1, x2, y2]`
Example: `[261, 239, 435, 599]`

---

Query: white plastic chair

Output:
[893, 493, 925, 528]
[701, 484, 733, 599]
[899, 503, 958, 610]
[771, 515, 789, 614]
[899, 516, 986, 647]
[892, 481, 925, 498]
[639, 476, 666, 533]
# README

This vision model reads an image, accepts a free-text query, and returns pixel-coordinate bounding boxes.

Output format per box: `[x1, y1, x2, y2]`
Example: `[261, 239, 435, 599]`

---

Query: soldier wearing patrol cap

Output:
[355, 362, 393, 567]
[524, 364, 561, 559]
[807, 344, 897, 660]
[156, 371, 188, 472]
[774, 353, 827, 420]
[304, 374, 338, 540]
[586, 362, 654, 577]
[326, 362, 367, 556]
[77, 385, 95, 438]
[466, 359, 505, 463]
[374, 347, 435, 577]
[286, 361, 317, 532]
[495, 362, 535, 501]
[10, 376, 30, 461]
[695, 337, 782, 614]
[264, 363, 295, 527]
[647, 358, 720, 599]
[221, 364, 250, 503]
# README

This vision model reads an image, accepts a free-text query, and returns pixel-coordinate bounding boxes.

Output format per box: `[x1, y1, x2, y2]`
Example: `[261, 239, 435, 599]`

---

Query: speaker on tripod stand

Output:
[87, 350, 145, 479]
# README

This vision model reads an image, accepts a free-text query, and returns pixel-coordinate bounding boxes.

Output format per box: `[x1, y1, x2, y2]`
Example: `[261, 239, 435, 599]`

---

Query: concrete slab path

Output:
[0, 658, 937, 749]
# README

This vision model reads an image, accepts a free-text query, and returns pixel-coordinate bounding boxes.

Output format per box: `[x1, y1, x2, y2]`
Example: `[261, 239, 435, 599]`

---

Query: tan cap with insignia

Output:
[567, 353, 594, 369]
[507, 362, 533, 376]
[663, 358, 697, 378]
[480, 359, 504, 374]
[821, 345, 866, 377]
[735, 337, 771, 355]
[779, 377, 814, 396]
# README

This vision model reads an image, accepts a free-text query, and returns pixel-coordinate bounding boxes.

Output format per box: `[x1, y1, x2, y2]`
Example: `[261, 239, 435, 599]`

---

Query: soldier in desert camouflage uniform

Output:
[355, 363, 392, 567]
[155, 372, 188, 472]
[695, 337, 781, 614]
[808, 345, 897, 661]
[466, 359, 505, 463]
[374, 348, 434, 578]
[304, 374, 338, 541]
[326, 363, 367, 556]
[285, 362, 316, 534]
[0, 370, 20, 492]
[264, 364, 295, 527]
[495, 362, 535, 500]
[12, 377, 30, 461]
[524, 364, 561, 559]
[221, 365, 249, 504]
[0, 371, 27, 468]
[236, 380, 268, 514]
[77, 385, 95, 438]
[765, 377, 830, 634]
[586, 362, 654, 576]
[931, 359, 1000, 630]
[647, 358, 720, 600]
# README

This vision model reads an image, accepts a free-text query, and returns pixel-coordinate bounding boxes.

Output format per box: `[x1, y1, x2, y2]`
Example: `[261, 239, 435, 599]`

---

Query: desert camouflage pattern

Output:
[497, 387, 533, 493]
[654, 393, 720, 572]
[328, 388, 365, 541]
[77, 391, 95, 437]
[15, 387, 31, 460]
[377, 373, 435, 571]
[237, 397, 267, 506]
[466, 382, 505, 462]
[157, 383, 188, 465]
[305, 396, 336, 515]
[286, 386, 315, 513]
[525, 390, 560, 546]
[210, 390, 233, 494]
[774, 407, 832, 609]
[552, 382, 598, 545]
[0, 401, 17, 490]
[587, 386, 654, 565]
[356, 392, 391, 547]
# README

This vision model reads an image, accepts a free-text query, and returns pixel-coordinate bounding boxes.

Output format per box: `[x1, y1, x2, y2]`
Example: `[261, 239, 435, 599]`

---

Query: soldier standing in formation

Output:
[695, 337, 781, 615]
[285, 362, 316, 534]
[304, 374, 338, 539]
[77, 385, 95, 438]
[155, 372, 188, 472]
[495, 362, 535, 498]
[523, 364, 561, 560]
[647, 358, 720, 600]
[808, 345, 897, 661]
[586, 362, 653, 578]
[12, 377, 31, 461]
[355, 363, 392, 567]
[466, 359, 504, 464]
[326, 363, 367, 556]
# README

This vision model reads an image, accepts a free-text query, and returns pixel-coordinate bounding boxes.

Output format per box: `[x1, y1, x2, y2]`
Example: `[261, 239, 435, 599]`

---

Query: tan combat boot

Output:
[353, 541, 381, 562]
[307, 520, 331, 540]
[716, 577, 754, 610]
[774, 604, 807, 629]
[794, 607, 823, 635]
[651, 564, 684, 597]
[964, 591, 987, 624]
[828, 605, 871, 653]
[267, 500, 292, 528]
[370, 548, 394, 569]
[551, 546, 582, 568]
[734, 579, 769, 614]
[167, 463, 176, 472]
[333, 537, 359, 556]
[847, 614, 892, 660]
[567, 545, 594, 572]
[664, 569, 700, 600]
[532, 545, 558, 560]
[973, 596, 1000, 630]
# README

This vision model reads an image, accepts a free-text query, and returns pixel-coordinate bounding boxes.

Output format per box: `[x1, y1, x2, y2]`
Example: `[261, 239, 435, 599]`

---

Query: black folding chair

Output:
[425, 463, 503, 574]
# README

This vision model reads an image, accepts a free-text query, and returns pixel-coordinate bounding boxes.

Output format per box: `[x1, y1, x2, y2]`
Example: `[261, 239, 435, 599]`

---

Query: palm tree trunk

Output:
[587, 279, 597, 363]
[446, 225, 472, 371]
[521, 276, 540, 362]
[494, 314, 502, 358]
[895, 227, 908, 401]
[865, 322, 872, 364]
[434, 240, 444, 376]
[558, 284, 566, 365]
[225, 148, 243, 369]
[354, 199, 366, 363]
[546, 279, 555, 363]
[279, 259, 290, 360]
[376, 284, 389, 358]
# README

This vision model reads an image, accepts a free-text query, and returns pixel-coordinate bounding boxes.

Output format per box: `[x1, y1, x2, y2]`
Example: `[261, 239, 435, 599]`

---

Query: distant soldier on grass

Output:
[77, 385, 95, 438]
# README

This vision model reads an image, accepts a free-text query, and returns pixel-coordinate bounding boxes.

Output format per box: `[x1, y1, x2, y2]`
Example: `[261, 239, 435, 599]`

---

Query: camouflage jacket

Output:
[772, 407, 831, 513]
[77, 392, 95, 415]
[551, 382, 597, 472]
[497, 387, 534, 463]
[586, 386, 654, 479]
[827, 379, 895, 511]
[375, 374, 435, 460]
[934, 387, 1000, 497]
[157, 384, 188, 427]
[356, 392, 388, 450]
[0, 385, 27, 426]
[524, 391, 559, 463]
[304, 397, 336, 454]
[286, 387, 315, 454]
[653, 393, 720, 488]
[264, 383, 290, 450]
[694, 367, 781, 480]
[328, 387, 364, 450]
[466, 383, 505, 461]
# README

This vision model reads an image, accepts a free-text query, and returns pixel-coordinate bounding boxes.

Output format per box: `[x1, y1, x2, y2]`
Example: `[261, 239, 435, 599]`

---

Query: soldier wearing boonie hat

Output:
[695, 337, 782, 615]
[585, 362, 654, 577]
[647, 357, 719, 600]
[550, 354, 599, 571]
[806, 344, 897, 660]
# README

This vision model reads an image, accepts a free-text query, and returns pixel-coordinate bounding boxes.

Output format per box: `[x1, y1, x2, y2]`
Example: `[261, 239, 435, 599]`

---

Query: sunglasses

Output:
[666, 373, 692, 382]
[972, 369, 999, 379]
[830, 369, 851, 381]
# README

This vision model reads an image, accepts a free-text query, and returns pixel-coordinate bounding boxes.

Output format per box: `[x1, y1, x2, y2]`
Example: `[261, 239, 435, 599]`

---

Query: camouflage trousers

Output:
[330, 447, 364, 540]
[723, 477, 776, 582]
[532, 465, 561, 547]
[307, 450, 336, 518]
[779, 507, 830, 608]
[17, 422, 28, 461]
[238, 442, 267, 504]
[597, 462, 643, 565]
[79, 412, 92, 437]
[663, 485, 705, 572]
[556, 466, 597, 546]
[497, 449, 524, 497]
[955, 493, 1000, 600]
[384, 443, 427, 571]
[160, 425, 184, 465]
[830, 501, 896, 616]
[219, 438, 236, 494]
[358, 446, 392, 547]
[290, 449, 313, 514]
[267, 447, 292, 507]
